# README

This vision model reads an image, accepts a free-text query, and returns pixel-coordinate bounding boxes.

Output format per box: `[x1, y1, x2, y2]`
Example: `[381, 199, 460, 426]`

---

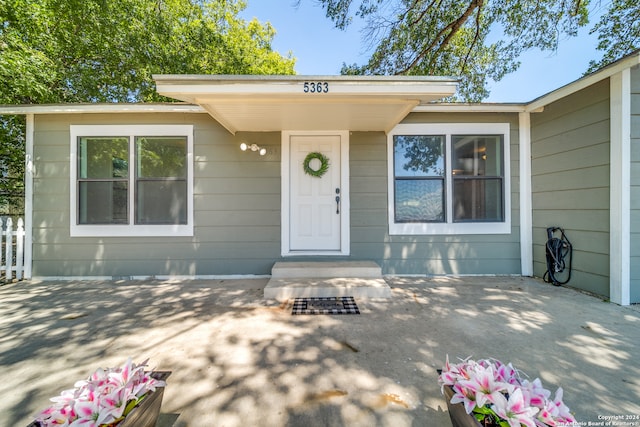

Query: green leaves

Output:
[10, 0, 295, 103]
[0, 115, 25, 216]
[314, 0, 635, 101]
[0, 0, 296, 215]
[588, 0, 639, 72]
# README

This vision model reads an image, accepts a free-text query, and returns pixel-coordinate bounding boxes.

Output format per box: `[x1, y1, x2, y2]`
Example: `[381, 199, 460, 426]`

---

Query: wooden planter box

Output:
[29, 371, 171, 427]
[118, 371, 171, 427]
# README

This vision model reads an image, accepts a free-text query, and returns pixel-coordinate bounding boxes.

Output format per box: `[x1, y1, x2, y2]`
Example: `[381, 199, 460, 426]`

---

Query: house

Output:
[1, 51, 638, 305]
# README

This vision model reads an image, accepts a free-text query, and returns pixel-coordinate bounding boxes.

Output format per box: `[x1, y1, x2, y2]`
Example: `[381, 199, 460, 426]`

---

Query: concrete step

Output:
[264, 277, 391, 300]
[270, 261, 382, 279]
[264, 261, 391, 300]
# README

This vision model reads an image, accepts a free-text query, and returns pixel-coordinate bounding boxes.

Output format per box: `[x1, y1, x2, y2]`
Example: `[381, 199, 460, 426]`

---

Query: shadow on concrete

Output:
[1, 277, 639, 426]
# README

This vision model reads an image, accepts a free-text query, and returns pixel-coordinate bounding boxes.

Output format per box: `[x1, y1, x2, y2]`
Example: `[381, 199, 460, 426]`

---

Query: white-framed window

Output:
[70, 125, 194, 237]
[387, 123, 511, 235]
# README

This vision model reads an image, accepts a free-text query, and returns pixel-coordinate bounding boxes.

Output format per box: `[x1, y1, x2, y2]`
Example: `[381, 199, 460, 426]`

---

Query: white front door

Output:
[284, 132, 348, 254]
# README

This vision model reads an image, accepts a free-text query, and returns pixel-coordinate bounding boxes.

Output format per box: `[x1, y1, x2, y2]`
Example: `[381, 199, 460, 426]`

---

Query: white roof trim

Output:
[152, 73, 458, 84]
[413, 103, 531, 113]
[154, 75, 458, 107]
[0, 103, 206, 115]
[153, 74, 458, 133]
[0, 100, 536, 117]
[526, 51, 640, 111]
[2, 52, 638, 120]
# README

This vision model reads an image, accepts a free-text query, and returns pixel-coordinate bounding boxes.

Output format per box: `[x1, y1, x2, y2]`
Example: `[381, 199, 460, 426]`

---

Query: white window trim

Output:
[387, 123, 511, 235]
[70, 124, 194, 237]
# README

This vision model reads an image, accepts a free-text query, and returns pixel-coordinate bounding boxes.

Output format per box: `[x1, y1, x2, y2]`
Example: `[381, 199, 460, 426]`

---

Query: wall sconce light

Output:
[240, 142, 266, 156]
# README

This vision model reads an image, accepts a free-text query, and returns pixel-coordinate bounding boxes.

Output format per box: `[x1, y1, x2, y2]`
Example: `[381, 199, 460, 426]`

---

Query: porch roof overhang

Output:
[153, 75, 459, 134]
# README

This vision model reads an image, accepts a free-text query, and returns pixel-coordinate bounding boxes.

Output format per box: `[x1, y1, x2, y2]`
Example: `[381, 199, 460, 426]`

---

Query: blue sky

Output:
[240, 1, 603, 102]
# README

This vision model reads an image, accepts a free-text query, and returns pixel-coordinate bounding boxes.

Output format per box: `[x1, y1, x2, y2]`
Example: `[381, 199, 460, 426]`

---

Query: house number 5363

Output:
[303, 81, 329, 93]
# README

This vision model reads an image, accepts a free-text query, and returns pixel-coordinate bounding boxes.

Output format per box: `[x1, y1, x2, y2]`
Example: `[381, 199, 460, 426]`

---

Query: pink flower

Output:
[450, 382, 479, 414]
[492, 388, 539, 427]
[439, 356, 575, 427]
[550, 388, 576, 423]
[521, 378, 551, 408]
[494, 360, 520, 385]
[459, 365, 508, 407]
[33, 358, 165, 427]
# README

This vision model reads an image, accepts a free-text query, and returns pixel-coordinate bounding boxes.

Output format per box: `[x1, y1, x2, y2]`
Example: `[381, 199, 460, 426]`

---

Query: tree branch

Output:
[459, 0, 484, 74]
[397, 0, 483, 74]
[407, 0, 443, 27]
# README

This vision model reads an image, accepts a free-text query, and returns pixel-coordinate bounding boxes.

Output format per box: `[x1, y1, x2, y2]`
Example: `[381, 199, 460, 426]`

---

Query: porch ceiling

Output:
[153, 75, 458, 134]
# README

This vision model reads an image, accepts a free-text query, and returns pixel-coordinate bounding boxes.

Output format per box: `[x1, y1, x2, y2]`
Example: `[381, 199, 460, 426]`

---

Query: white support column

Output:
[610, 70, 631, 305]
[24, 114, 34, 279]
[519, 112, 533, 276]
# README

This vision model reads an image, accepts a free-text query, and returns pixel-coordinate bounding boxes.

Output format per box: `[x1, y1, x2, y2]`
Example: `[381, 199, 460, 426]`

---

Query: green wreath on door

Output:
[303, 152, 330, 178]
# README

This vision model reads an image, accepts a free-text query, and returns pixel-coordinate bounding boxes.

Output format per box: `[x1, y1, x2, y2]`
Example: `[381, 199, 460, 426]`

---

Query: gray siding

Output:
[631, 66, 640, 303]
[530, 79, 610, 297]
[32, 111, 521, 278]
[349, 112, 521, 275]
[32, 113, 282, 277]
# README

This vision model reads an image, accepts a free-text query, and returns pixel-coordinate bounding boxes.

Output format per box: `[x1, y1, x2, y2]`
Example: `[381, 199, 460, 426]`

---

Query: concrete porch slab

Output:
[4, 277, 640, 427]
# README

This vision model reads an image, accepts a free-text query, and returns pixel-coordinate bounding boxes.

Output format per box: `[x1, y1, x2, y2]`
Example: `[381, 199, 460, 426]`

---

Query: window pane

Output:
[78, 181, 128, 224]
[136, 137, 187, 178]
[453, 178, 503, 221]
[136, 180, 187, 224]
[452, 135, 502, 177]
[394, 135, 445, 177]
[78, 137, 128, 179]
[395, 179, 444, 222]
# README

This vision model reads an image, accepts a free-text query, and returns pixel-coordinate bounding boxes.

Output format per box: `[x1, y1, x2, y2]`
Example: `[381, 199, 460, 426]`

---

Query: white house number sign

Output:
[303, 81, 329, 93]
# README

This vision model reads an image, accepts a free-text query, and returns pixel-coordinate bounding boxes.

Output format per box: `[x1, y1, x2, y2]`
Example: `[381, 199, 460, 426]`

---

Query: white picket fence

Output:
[1, 217, 25, 281]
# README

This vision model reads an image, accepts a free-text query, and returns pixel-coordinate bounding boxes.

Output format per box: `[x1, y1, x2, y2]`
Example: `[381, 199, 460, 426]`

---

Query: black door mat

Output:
[292, 296, 360, 315]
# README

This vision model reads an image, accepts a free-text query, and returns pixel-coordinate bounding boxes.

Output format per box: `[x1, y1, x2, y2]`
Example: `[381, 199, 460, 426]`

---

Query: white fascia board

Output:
[158, 82, 458, 97]
[413, 103, 529, 113]
[526, 52, 640, 112]
[0, 103, 206, 115]
[153, 74, 459, 86]
[154, 75, 458, 102]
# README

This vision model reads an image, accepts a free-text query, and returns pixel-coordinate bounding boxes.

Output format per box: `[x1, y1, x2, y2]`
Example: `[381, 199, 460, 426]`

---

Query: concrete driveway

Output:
[1, 276, 639, 426]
